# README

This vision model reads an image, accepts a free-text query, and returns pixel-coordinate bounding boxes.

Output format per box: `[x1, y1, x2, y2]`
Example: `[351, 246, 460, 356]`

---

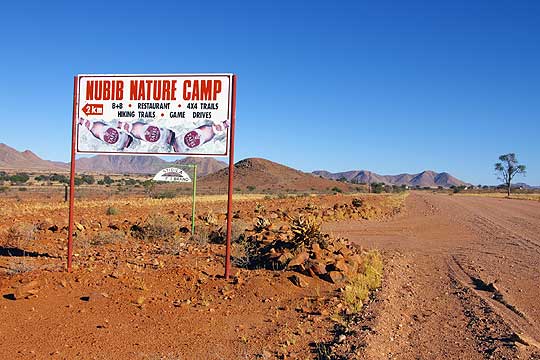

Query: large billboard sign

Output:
[75, 74, 232, 156]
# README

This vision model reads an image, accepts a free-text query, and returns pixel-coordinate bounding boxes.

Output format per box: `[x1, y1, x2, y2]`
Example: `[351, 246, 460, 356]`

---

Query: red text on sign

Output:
[129, 80, 177, 101]
[183, 80, 222, 101]
[86, 80, 124, 101]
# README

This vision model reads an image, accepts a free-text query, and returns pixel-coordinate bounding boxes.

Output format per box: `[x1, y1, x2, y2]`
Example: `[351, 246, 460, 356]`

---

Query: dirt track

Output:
[326, 192, 540, 359]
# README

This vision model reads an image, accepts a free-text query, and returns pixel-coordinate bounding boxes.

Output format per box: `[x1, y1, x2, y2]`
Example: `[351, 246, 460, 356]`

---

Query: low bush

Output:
[152, 191, 176, 199]
[131, 214, 177, 242]
[3, 223, 37, 250]
[89, 231, 125, 246]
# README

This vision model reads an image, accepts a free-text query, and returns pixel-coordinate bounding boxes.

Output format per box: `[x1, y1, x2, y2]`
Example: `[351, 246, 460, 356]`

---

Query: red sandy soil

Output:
[5, 192, 538, 359]
[0, 194, 401, 359]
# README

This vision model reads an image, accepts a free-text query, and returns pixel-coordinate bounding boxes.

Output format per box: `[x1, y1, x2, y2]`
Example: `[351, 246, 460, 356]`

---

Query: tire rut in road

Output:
[448, 256, 540, 358]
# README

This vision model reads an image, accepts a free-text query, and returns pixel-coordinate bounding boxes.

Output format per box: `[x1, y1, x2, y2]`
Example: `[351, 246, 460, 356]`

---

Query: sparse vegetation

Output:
[290, 215, 322, 250]
[254, 216, 271, 232]
[152, 191, 176, 199]
[232, 233, 257, 268]
[131, 214, 177, 242]
[351, 198, 363, 208]
[88, 231, 126, 246]
[190, 225, 210, 246]
[3, 223, 37, 252]
[343, 250, 383, 313]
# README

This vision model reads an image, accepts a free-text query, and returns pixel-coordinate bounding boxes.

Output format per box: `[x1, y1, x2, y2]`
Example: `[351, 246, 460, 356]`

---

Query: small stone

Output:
[288, 251, 309, 268]
[289, 274, 308, 288]
[510, 332, 540, 348]
[311, 262, 327, 276]
[80, 292, 108, 302]
[12, 280, 40, 300]
[334, 259, 349, 273]
[327, 271, 345, 284]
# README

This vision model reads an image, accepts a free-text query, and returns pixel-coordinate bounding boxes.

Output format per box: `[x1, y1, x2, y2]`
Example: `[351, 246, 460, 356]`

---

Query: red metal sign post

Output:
[224, 75, 237, 280]
[67, 76, 79, 272]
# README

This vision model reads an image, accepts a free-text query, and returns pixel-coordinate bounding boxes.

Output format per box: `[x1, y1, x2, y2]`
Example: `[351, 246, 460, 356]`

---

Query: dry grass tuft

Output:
[343, 250, 383, 313]
[89, 231, 126, 246]
[3, 223, 37, 250]
[131, 214, 177, 242]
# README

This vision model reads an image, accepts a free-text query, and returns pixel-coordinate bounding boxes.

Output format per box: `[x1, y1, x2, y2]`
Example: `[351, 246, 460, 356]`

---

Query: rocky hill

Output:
[201, 158, 352, 193]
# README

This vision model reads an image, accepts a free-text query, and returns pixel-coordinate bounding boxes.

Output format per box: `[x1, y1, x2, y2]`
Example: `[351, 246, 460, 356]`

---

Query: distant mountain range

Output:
[0, 143, 226, 177]
[513, 183, 540, 190]
[313, 169, 470, 188]
[3, 142, 536, 190]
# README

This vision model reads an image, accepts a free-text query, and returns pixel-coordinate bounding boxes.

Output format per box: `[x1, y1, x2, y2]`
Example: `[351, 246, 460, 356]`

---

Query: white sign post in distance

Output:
[75, 74, 232, 157]
[153, 167, 192, 183]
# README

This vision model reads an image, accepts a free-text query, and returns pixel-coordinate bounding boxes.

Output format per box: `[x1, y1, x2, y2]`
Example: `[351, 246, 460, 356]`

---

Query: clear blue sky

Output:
[1, 0, 538, 185]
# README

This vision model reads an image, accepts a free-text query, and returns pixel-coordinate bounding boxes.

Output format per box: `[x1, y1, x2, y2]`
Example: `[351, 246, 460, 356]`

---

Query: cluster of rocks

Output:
[238, 212, 366, 285]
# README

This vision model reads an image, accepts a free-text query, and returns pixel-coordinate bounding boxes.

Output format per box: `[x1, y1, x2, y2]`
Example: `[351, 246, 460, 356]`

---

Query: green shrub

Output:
[9, 173, 29, 184]
[106, 206, 119, 215]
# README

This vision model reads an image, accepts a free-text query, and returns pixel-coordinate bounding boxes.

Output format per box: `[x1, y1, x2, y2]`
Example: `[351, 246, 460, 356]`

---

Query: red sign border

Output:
[75, 73, 233, 157]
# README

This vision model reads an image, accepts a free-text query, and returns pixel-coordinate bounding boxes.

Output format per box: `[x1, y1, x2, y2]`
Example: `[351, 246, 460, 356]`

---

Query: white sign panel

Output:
[75, 74, 232, 156]
[153, 168, 192, 183]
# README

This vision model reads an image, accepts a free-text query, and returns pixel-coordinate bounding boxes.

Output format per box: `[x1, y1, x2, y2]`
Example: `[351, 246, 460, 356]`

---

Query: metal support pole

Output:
[224, 75, 237, 280]
[67, 76, 78, 272]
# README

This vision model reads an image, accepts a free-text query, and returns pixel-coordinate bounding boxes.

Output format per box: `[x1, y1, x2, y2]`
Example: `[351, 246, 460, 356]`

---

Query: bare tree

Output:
[494, 153, 526, 197]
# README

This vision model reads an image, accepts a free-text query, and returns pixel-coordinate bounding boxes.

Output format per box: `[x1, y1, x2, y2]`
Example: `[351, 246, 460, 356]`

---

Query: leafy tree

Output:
[142, 179, 155, 196]
[371, 182, 385, 194]
[81, 174, 95, 184]
[123, 178, 137, 186]
[35, 174, 50, 182]
[50, 173, 69, 183]
[9, 173, 29, 184]
[495, 153, 526, 197]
